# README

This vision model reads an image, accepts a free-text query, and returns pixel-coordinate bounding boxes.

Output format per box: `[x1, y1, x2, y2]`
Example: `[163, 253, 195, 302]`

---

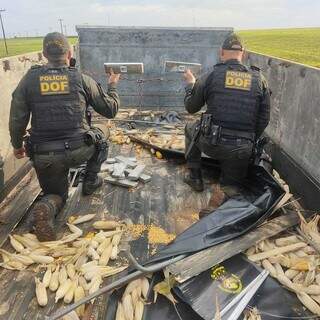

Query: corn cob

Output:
[9, 235, 24, 252]
[70, 214, 96, 225]
[1, 260, 26, 270]
[101, 265, 128, 278]
[10, 253, 34, 266]
[78, 276, 89, 292]
[74, 284, 86, 317]
[111, 245, 119, 261]
[93, 220, 121, 230]
[66, 263, 76, 279]
[55, 279, 72, 302]
[284, 269, 300, 280]
[87, 246, 100, 260]
[49, 265, 60, 292]
[131, 288, 140, 306]
[35, 277, 48, 307]
[23, 233, 39, 242]
[75, 253, 88, 269]
[72, 239, 90, 248]
[99, 244, 113, 266]
[59, 265, 68, 285]
[13, 234, 40, 249]
[262, 260, 277, 278]
[248, 242, 307, 262]
[80, 260, 98, 273]
[275, 236, 300, 247]
[97, 238, 112, 255]
[297, 292, 320, 316]
[43, 266, 52, 288]
[52, 248, 78, 258]
[67, 223, 83, 236]
[88, 276, 102, 295]
[64, 279, 77, 304]
[90, 240, 99, 249]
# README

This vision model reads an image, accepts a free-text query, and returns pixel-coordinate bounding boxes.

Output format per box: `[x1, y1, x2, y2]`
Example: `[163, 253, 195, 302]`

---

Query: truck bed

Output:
[0, 125, 215, 320]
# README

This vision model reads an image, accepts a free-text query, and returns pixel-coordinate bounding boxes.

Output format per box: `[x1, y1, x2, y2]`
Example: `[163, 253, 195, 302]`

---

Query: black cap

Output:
[222, 33, 244, 51]
[43, 32, 70, 59]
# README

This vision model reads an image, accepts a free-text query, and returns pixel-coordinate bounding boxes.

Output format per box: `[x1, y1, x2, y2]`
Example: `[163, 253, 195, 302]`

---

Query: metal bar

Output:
[46, 254, 186, 320]
[0, 9, 8, 55]
[107, 118, 183, 127]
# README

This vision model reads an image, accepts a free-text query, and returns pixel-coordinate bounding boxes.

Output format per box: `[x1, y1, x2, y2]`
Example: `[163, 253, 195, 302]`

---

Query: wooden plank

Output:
[0, 169, 40, 247]
[167, 211, 301, 282]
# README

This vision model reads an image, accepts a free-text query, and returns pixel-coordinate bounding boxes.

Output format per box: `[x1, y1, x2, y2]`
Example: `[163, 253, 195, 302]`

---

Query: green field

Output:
[1, 29, 320, 68]
[238, 28, 320, 68]
[0, 37, 78, 59]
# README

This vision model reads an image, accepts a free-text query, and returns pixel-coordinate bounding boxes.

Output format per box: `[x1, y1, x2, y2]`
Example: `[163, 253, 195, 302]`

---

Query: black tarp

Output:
[148, 165, 285, 263]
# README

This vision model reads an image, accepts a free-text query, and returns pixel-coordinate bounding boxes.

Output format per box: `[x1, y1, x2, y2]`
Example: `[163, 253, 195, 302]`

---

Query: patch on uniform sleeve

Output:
[39, 74, 70, 95]
[225, 71, 252, 91]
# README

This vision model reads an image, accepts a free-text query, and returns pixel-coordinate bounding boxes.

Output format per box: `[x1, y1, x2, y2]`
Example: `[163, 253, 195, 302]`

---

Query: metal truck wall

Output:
[76, 26, 232, 108]
[247, 52, 320, 205]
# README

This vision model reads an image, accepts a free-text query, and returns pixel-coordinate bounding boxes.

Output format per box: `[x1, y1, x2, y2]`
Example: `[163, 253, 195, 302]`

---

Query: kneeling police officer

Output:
[183, 33, 271, 194]
[9, 32, 120, 241]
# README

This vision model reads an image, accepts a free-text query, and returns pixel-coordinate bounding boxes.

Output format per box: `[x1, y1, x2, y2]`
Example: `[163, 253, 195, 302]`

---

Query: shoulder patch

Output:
[225, 70, 252, 91]
[250, 65, 261, 72]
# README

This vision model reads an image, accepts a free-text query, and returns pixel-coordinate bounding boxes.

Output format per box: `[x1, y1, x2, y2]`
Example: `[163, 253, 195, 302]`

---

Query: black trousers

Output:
[33, 143, 105, 201]
[185, 121, 254, 186]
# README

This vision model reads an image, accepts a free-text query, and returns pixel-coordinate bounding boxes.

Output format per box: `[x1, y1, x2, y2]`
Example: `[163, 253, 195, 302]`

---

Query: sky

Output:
[1, 0, 319, 37]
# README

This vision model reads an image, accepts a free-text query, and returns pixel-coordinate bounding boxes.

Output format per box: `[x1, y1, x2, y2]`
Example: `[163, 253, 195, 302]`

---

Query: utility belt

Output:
[24, 127, 108, 156]
[200, 114, 255, 146]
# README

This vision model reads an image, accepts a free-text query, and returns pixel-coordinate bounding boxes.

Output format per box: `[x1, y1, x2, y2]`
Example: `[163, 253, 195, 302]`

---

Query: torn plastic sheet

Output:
[148, 165, 285, 263]
[174, 254, 263, 320]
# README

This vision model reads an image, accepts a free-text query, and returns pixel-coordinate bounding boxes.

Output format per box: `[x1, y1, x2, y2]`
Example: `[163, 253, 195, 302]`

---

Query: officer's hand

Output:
[108, 69, 121, 85]
[183, 69, 196, 85]
[13, 147, 26, 159]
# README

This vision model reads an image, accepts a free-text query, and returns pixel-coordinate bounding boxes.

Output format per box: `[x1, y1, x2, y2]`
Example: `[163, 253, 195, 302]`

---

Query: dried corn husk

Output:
[80, 260, 98, 273]
[292, 272, 305, 284]
[13, 235, 40, 249]
[23, 233, 39, 242]
[246, 247, 256, 256]
[124, 279, 142, 297]
[74, 285, 86, 317]
[43, 266, 52, 288]
[99, 244, 112, 266]
[275, 236, 300, 247]
[29, 253, 54, 264]
[90, 240, 99, 249]
[72, 239, 90, 248]
[70, 214, 96, 225]
[131, 288, 140, 306]
[49, 265, 60, 292]
[52, 248, 78, 258]
[35, 277, 48, 307]
[248, 242, 307, 262]
[9, 235, 24, 252]
[116, 302, 125, 320]
[304, 270, 316, 286]
[75, 253, 88, 269]
[134, 300, 144, 320]
[303, 285, 320, 295]
[55, 279, 72, 302]
[97, 238, 111, 255]
[122, 294, 134, 320]
[1, 260, 26, 270]
[141, 277, 149, 299]
[93, 220, 121, 230]
[78, 276, 89, 292]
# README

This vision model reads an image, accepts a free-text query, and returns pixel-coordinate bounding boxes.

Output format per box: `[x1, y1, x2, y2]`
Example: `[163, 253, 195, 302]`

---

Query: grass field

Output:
[0, 29, 319, 68]
[0, 37, 78, 59]
[238, 28, 320, 68]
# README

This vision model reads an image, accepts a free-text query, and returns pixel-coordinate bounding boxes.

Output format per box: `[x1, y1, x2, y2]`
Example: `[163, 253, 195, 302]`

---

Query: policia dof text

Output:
[183, 33, 271, 196]
[9, 33, 120, 241]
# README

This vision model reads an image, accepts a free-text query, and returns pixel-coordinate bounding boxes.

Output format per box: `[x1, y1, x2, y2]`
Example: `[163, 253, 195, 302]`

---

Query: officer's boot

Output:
[82, 172, 103, 196]
[33, 194, 63, 242]
[184, 168, 204, 192]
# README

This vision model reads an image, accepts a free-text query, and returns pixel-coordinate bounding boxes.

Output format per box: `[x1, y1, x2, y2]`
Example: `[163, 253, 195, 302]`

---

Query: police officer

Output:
[9, 32, 120, 240]
[183, 33, 270, 194]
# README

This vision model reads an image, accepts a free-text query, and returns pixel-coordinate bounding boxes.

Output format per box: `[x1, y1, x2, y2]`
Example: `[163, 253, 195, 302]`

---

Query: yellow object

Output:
[155, 151, 163, 159]
[35, 277, 48, 307]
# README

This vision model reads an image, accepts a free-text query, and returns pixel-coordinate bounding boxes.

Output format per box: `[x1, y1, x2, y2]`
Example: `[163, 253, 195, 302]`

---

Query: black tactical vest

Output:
[204, 60, 263, 133]
[26, 65, 90, 144]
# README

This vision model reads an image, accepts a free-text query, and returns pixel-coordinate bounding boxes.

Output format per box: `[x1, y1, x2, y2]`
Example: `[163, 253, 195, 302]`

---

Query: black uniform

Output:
[184, 59, 270, 186]
[9, 64, 120, 200]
